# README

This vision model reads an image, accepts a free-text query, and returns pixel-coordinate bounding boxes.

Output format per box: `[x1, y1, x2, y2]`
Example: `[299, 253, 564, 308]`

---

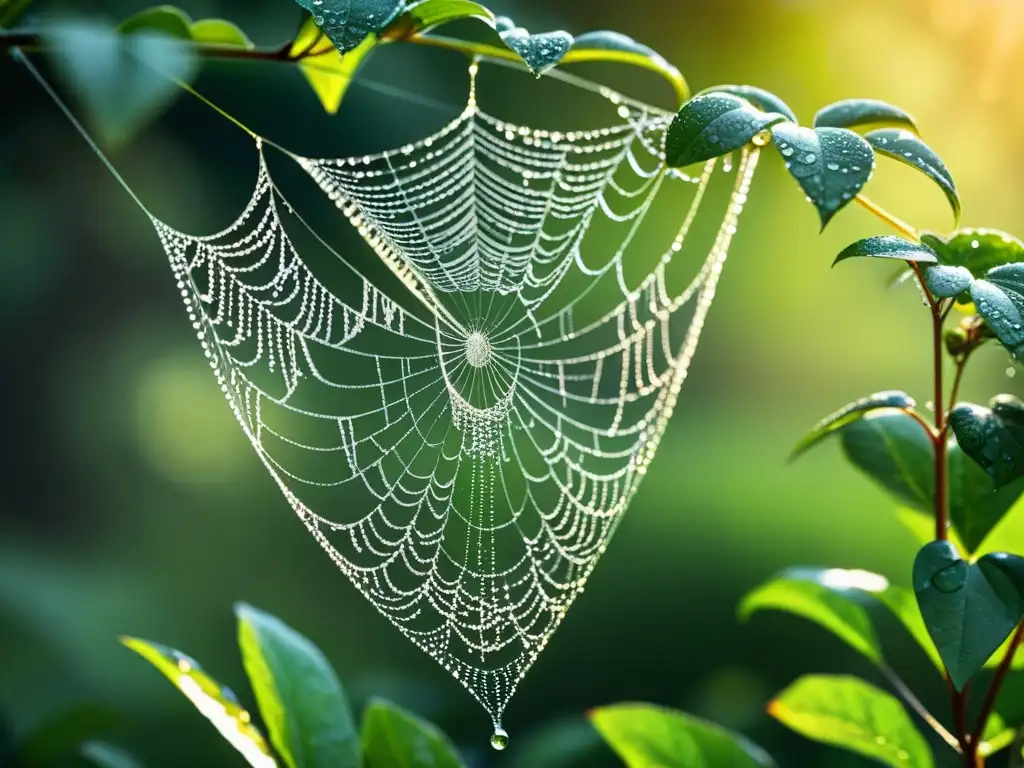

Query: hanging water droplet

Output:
[931, 562, 968, 593]
[491, 727, 509, 750]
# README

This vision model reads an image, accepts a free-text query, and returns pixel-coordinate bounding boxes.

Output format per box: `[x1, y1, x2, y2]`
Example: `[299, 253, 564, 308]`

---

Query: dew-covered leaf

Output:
[117, 5, 193, 38]
[361, 698, 465, 768]
[665, 93, 785, 168]
[43, 18, 198, 146]
[833, 235, 938, 267]
[790, 391, 915, 460]
[699, 84, 796, 123]
[121, 637, 277, 767]
[814, 99, 917, 133]
[190, 18, 253, 48]
[497, 21, 574, 76]
[925, 265, 973, 298]
[291, 16, 374, 114]
[236, 603, 360, 768]
[769, 675, 933, 768]
[589, 703, 776, 767]
[293, 0, 404, 53]
[739, 569, 885, 663]
[972, 264, 1024, 360]
[772, 124, 875, 228]
[565, 31, 688, 103]
[913, 541, 1024, 689]
[922, 229, 1024, 278]
[867, 129, 960, 225]
[950, 397, 1024, 489]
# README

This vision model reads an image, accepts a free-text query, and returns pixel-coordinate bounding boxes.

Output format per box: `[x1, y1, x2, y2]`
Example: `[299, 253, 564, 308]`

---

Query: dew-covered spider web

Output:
[147, 62, 759, 738]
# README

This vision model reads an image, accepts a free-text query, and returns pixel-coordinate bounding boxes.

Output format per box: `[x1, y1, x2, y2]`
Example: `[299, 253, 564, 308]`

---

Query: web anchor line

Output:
[18, 48, 760, 734]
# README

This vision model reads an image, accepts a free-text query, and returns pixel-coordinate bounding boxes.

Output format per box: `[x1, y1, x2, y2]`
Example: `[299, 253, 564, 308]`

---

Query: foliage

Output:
[7, 0, 1024, 766]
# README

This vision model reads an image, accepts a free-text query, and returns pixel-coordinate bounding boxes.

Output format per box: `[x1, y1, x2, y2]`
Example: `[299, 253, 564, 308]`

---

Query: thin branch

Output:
[973, 622, 1024, 751]
[882, 662, 961, 752]
[855, 194, 920, 242]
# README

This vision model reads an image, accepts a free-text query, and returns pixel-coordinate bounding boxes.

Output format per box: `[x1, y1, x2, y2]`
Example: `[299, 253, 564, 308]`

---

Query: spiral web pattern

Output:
[149, 64, 759, 731]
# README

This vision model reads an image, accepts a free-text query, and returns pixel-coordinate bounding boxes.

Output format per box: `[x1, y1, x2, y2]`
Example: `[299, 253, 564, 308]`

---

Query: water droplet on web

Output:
[491, 727, 509, 750]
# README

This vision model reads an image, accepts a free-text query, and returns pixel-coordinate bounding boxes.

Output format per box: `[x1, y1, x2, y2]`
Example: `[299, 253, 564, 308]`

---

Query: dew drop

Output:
[804, 153, 816, 163]
[751, 129, 771, 147]
[827, 162, 840, 171]
[931, 562, 968, 594]
[781, 147, 795, 157]
[491, 727, 509, 751]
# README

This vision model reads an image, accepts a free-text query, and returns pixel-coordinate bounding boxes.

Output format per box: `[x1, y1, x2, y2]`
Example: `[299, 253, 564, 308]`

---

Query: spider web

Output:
[149, 63, 760, 733]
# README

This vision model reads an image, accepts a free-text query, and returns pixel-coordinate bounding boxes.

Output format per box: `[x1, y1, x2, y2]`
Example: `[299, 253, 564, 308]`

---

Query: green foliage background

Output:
[2, 0, 1023, 765]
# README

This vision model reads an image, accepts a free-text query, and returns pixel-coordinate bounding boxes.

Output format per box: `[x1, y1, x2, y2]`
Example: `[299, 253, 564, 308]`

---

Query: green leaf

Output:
[814, 99, 917, 133]
[665, 93, 785, 169]
[43, 19, 198, 147]
[972, 263, 1024, 359]
[949, 440, 1024, 552]
[842, 410, 1020, 554]
[922, 229, 1024, 278]
[833, 236, 939, 267]
[401, 0, 495, 32]
[924, 265, 973, 298]
[697, 84, 797, 123]
[589, 703, 776, 767]
[496, 19, 574, 76]
[840, 410, 934, 510]
[913, 541, 1024, 689]
[190, 19, 254, 48]
[117, 5, 193, 38]
[980, 713, 1017, 759]
[80, 741, 145, 768]
[564, 31, 689, 103]
[291, 17, 375, 114]
[235, 603, 360, 768]
[361, 698, 465, 768]
[772, 124, 875, 228]
[0, 0, 35, 27]
[294, 0, 404, 53]
[790, 391, 915, 460]
[120, 637, 277, 767]
[768, 675, 933, 768]
[951, 397, 1024, 489]
[868, 575, 945, 670]
[866, 129, 960, 225]
[738, 568, 884, 663]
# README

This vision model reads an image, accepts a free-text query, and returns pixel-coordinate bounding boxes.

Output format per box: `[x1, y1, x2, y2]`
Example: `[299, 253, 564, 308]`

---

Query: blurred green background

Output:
[3, 0, 1024, 765]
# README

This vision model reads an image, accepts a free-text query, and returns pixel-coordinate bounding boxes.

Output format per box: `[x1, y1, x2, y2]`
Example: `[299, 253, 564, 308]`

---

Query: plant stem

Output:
[855, 193, 976, 762]
[855, 194, 920, 242]
[972, 622, 1024, 754]
[932, 303, 949, 541]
